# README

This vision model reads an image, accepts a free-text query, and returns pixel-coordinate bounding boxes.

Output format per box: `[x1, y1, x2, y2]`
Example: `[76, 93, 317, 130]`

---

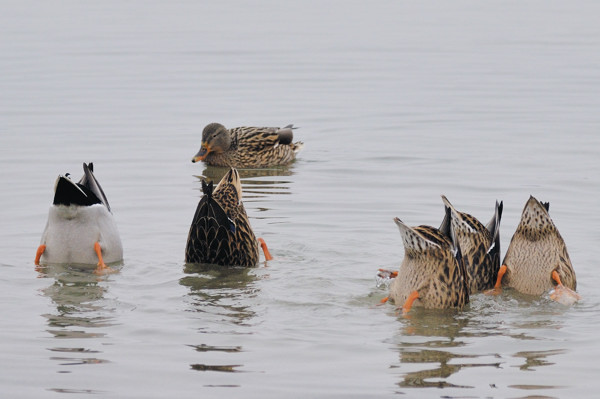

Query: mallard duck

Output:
[389, 212, 469, 314]
[185, 167, 272, 266]
[191, 123, 303, 168]
[490, 196, 580, 305]
[35, 163, 123, 274]
[440, 196, 503, 293]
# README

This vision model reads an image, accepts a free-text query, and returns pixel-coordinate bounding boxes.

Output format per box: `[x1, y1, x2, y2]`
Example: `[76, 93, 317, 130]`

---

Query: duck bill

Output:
[191, 144, 209, 163]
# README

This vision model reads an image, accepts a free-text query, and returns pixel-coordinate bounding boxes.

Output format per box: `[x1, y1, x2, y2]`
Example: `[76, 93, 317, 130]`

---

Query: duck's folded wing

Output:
[236, 125, 295, 151]
[186, 194, 236, 263]
[79, 162, 111, 212]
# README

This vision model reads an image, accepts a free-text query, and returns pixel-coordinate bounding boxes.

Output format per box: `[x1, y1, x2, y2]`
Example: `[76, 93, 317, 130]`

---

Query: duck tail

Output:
[292, 142, 304, 154]
[202, 179, 214, 199]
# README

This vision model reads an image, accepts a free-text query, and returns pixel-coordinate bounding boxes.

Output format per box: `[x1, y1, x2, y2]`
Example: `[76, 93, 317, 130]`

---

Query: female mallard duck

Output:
[490, 196, 580, 305]
[389, 212, 469, 314]
[440, 196, 503, 293]
[185, 167, 273, 266]
[191, 123, 303, 168]
[35, 163, 123, 274]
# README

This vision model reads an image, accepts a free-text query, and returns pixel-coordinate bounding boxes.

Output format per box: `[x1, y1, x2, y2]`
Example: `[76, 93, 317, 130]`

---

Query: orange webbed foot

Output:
[93, 242, 116, 275]
[550, 270, 581, 305]
[258, 238, 273, 261]
[377, 269, 398, 279]
[401, 291, 419, 315]
[485, 264, 507, 295]
[35, 245, 46, 266]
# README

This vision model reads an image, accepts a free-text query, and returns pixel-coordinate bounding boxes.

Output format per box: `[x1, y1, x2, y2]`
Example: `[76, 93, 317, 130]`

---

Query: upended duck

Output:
[185, 168, 273, 266]
[389, 212, 469, 314]
[35, 163, 123, 274]
[191, 123, 303, 168]
[489, 196, 580, 305]
[440, 196, 503, 293]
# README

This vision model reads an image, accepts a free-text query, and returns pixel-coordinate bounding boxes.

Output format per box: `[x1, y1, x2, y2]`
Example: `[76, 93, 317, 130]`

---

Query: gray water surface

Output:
[2, 1, 600, 398]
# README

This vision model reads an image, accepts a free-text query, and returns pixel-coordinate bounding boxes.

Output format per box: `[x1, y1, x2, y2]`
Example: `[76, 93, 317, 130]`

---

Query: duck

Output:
[185, 167, 273, 266]
[35, 163, 123, 274]
[191, 123, 303, 168]
[389, 211, 469, 314]
[440, 196, 503, 293]
[489, 196, 580, 305]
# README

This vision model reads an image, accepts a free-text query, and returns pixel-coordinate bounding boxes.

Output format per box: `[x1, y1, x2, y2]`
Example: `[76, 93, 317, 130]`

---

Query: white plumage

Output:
[36, 163, 123, 272]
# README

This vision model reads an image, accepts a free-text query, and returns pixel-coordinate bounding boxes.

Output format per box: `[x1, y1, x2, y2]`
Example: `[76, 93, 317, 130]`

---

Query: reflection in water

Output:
[394, 309, 499, 389]
[513, 349, 566, 371]
[392, 299, 570, 394]
[36, 265, 114, 392]
[38, 265, 115, 338]
[181, 263, 259, 374]
[181, 263, 258, 327]
[196, 165, 294, 203]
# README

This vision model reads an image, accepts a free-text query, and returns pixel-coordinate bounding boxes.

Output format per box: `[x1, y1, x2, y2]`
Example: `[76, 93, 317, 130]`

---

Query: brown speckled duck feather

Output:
[389, 212, 469, 310]
[502, 196, 576, 295]
[191, 123, 303, 168]
[185, 168, 260, 266]
[440, 196, 503, 293]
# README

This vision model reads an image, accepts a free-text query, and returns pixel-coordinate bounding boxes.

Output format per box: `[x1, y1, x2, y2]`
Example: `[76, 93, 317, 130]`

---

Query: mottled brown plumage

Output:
[191, 123, 303, 168]
[440, 196, 503, 293]
[389, 215, 469, 311]
[501, 196, 577, 295]
[185, 168, 260, 266]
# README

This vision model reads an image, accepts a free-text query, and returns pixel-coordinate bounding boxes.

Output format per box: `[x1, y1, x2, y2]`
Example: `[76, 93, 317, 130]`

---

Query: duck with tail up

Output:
[35, 163, 123, 274]
[440, 196, 503, 293]
[185, 167, 272, 266]
[191, 123, 303, 168]
[488, 196, 580, 305]
[388, 209, 470, 314]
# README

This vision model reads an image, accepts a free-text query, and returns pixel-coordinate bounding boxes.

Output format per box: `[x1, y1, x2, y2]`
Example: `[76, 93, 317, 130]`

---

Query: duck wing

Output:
[195, 180, 236, 234]
[235, 125, 296, 151]
[485, 200, 503, 256]
[78, 162, 111, 212]
[185, 180, 237, 264]
[53, 175, 102, 207]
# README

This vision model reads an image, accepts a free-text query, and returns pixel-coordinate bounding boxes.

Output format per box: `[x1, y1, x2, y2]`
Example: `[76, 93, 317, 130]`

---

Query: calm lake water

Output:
[2, 1, 600, 398]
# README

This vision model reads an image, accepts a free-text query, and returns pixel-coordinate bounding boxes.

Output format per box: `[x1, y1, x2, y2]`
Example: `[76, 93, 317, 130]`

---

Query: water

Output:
[2, 1, 600, 397]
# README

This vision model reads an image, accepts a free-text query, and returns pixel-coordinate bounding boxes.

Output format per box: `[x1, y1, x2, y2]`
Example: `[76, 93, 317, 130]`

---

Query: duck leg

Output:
[485, 264, 507, 295]
[402, 291, 420, 314]
[258, 238, 273, 261]
[34, 245, 46, 265]
[93, 242, 114, 274]
[550, 270, 581, 305]
[377, 269, 398, 305]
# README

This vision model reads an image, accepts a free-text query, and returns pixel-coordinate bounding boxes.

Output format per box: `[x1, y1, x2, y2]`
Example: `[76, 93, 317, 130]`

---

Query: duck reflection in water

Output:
[394, 310, 500, 389]
[181, 263, 259, 327]
[37, 265, 113, 372]
[181, 263, 261, 373]
[197, 164, 295, 202]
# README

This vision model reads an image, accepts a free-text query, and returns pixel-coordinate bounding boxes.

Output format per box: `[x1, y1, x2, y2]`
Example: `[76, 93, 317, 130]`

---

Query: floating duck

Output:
[440, 196, 503, 293]
[490, 196, 580, 305]
[35, 163, 123, 274]
[191, 123, 303, 168]
[185, 167, 272, 266]
[389, 213, 469, 314]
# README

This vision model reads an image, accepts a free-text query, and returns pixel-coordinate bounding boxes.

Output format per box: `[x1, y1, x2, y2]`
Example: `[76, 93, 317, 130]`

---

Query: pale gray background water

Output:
[1, 1, 600, 398]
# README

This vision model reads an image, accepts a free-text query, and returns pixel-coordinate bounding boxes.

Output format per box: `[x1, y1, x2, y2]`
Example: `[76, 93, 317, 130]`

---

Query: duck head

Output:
[191, 123, 232, 163]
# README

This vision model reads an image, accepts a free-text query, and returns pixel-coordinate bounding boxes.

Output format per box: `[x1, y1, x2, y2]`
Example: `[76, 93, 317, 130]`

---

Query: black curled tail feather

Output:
[202, 179, 214, 198]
